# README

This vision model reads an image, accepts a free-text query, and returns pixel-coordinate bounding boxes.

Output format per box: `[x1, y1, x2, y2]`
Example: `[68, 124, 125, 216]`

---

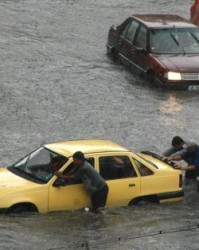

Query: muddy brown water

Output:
[0, 0, 199, 249]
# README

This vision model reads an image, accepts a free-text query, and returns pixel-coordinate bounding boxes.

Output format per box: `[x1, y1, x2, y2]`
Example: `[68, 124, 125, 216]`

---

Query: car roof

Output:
[131, 14, 196, 29]
[44, 139, 129, 157]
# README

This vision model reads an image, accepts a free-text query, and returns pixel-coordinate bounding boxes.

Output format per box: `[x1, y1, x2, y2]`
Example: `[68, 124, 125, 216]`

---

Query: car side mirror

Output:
[53, 179, 67, 187]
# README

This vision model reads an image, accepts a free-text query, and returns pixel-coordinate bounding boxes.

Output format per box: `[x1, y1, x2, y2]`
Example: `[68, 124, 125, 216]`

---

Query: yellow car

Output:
[0, 139, 183, 213]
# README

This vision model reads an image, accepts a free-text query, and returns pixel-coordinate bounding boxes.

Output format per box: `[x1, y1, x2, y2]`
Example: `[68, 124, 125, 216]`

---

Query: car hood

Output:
[0, 167, 37, 193]
[155, 54, 199, 72]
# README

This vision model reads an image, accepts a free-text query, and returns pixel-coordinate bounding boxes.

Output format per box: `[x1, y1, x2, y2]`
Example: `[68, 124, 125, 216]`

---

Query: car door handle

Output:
[129, 183, 136, 187]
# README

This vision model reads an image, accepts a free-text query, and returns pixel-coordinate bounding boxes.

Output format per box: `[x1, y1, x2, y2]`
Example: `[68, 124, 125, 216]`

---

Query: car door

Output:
[48, 157, 95, 212]
[130, 24, 149, 73]
[117, 19, 140, 67]
[131, 157, 157, 195]
[98, 154, 141, 207]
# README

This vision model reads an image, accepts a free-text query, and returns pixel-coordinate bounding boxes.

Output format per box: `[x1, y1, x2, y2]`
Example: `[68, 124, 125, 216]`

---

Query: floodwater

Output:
[0, 0, 199, 249]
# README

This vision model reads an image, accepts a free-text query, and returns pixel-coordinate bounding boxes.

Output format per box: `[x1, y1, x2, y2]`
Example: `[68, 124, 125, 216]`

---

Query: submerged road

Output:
[0, 0, 198, 249]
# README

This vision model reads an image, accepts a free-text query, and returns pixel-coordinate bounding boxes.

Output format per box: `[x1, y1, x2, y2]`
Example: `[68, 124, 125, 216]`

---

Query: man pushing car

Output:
[55, 151, 109, 213]
[166, 142, 199, 191]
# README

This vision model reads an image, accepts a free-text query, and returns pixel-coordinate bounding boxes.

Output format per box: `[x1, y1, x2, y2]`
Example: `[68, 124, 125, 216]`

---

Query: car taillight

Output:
[179, 174, 183, 187]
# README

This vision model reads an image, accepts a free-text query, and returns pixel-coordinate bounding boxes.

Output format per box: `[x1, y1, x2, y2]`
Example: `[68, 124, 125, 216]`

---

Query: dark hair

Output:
[171, 136, 184, 147]
[73, 151, 85, 160]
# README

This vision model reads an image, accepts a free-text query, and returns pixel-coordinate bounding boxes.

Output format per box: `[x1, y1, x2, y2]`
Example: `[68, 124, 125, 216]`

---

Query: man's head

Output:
[171, 136, 184, 149]
[73, 151, 85, 166]
[51, 156, 66, 172]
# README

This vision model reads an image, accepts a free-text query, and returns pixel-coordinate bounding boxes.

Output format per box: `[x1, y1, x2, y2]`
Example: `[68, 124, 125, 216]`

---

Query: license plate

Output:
[188, 85, 199, 90]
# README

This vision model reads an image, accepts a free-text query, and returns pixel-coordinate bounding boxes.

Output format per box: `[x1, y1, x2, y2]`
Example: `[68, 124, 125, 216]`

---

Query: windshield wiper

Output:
[190, 32, 199, 43]
[170, 33, 185, 55]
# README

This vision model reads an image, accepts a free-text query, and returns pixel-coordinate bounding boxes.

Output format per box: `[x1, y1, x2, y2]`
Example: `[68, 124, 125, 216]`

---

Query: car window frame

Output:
[132, 158, 154, 177]
[121, 19, 140, 44]
[98, 154, 138, 181]
[116, 17, 133, 35]
[133, 24, 148, 50]
[53, 156, 96, 186]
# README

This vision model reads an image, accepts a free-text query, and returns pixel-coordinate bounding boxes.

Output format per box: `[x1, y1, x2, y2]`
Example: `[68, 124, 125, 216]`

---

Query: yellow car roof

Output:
[44, 139, 129, 157]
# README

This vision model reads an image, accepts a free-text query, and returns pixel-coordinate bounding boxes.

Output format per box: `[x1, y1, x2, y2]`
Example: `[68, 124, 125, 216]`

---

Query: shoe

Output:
[95, 207, 105, 214]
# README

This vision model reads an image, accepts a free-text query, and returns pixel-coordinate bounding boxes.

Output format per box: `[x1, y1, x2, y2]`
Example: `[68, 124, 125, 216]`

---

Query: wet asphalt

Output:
[0, 0, 199, 249]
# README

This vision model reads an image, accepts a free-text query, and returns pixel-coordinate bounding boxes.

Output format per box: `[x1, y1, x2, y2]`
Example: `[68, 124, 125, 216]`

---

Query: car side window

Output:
[121, 20, 139, 43]
[134, 25, 147, 49]
[134, 159, 154, 176]
[99, 155, 137, 180]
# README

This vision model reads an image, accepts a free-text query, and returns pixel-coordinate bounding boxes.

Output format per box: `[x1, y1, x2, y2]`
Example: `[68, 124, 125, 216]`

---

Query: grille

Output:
[182, 73, 199, 81]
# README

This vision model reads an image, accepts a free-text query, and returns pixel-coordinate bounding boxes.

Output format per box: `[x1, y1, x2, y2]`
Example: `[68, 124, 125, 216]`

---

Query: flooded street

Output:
[0, 0, 199, 249]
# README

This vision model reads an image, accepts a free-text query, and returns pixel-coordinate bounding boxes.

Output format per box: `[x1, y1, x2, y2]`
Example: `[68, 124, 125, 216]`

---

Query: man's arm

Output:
[54, 171, 74, 180]
[167, 155, 183, 161]
[175, 164, 196, 171]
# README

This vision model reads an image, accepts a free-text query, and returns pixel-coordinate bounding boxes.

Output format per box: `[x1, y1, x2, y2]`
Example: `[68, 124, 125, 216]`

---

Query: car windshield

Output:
[150, 28, 199, 54]
[9, 147, 68, 183]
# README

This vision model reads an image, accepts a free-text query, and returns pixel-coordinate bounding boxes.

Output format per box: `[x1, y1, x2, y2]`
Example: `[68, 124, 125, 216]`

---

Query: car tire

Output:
[107, 47, 118, 61]
[129, 196, 159, 206]
[147, 70, 156, 83]
[8, 203, 38, 214]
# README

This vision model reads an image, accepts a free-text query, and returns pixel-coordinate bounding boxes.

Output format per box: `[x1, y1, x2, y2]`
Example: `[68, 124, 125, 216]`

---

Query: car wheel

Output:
[147, 70, 155, 83]
[7, 203, 38, 214]
[129, 196, 159, 206]
[147, 70, 165, 88]
[107, 47, 118, 61]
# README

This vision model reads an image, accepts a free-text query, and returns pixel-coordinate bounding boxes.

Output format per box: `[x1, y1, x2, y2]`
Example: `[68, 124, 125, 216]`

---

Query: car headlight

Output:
[165, 72, 182, 81]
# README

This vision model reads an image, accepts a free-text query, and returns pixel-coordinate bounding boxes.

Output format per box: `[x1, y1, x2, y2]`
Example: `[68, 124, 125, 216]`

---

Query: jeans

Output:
[91, 184, 109, 212]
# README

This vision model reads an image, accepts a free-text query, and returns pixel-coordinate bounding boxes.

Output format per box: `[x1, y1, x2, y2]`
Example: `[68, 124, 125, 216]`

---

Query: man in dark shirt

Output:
[161, 136, 196, 180]
[167, 142, 199, 190]
[161, 136, 186, 157]
[55, 151, 109, 213]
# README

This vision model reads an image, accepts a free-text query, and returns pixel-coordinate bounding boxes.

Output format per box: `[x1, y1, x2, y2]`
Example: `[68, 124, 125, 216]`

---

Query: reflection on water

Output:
[159, 94, 182, 113]
[0, 0, 198, 249]
[0, 187, 198, 250]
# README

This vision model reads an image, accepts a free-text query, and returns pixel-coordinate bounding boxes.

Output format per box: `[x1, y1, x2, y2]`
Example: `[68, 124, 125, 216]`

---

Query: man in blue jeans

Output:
[55, 151, 109, 213]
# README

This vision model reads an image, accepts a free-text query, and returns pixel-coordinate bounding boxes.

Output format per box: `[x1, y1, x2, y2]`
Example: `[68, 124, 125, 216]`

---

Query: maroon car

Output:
[106, 14, 199, 90]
